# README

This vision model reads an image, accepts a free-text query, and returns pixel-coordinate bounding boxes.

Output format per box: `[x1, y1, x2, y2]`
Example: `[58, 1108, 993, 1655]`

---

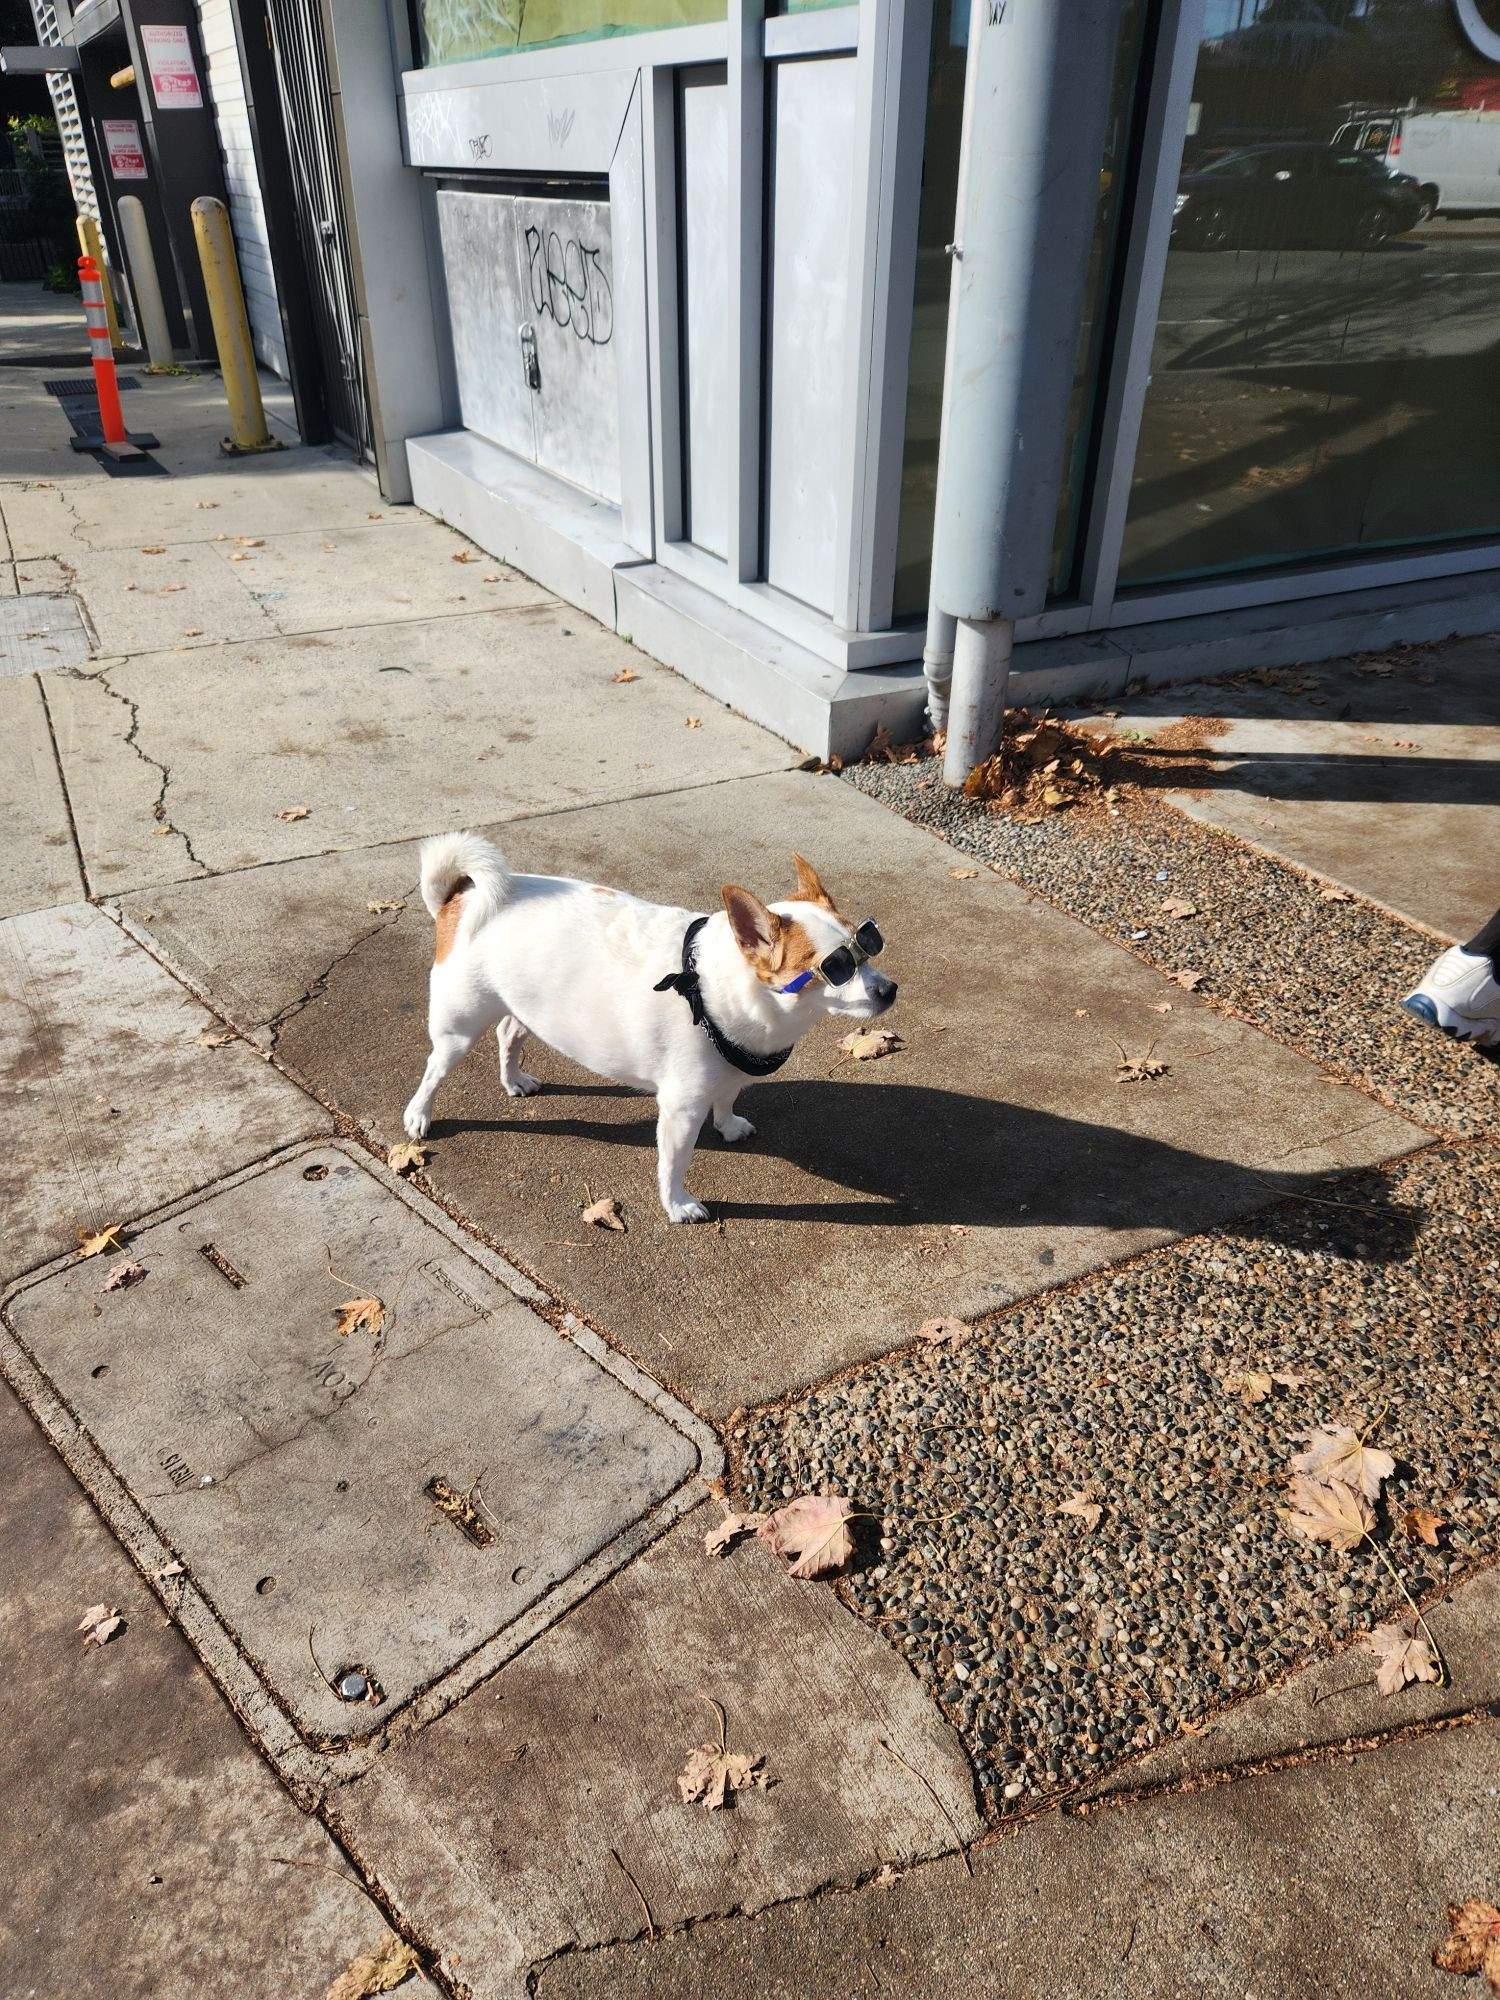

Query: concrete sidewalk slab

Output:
[1090, 637, 1500, 941]
[269, 771, 1426, 1416]
[534, 1718, 1500, 2000]
[0, 1382, 442, 2000]
[4, 1141, 706, 1747]
[327, 1511, 982, 2000]
[0, 676, 84, 917]
[0, 903, 327, 1286]
[0, 445, 385, 557]
[63, 540, 275, 655]
[47, 611, 790, 892]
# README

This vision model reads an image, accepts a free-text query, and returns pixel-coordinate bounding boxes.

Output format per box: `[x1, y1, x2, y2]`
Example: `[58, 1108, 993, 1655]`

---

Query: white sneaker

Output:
[1401, 946, 1500, 1051]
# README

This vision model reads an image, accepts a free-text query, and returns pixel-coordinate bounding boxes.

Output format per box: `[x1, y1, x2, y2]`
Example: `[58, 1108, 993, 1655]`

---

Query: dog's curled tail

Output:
[418, 831, 512, 930]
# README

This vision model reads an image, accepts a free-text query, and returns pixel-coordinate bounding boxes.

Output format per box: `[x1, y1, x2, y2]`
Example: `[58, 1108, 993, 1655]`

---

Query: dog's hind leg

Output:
[711, 1081, 754, 1144]
[403, 1026, 479, 1139]
[656, 1094, 710, 1224]
[496, 1013, 541, 1097]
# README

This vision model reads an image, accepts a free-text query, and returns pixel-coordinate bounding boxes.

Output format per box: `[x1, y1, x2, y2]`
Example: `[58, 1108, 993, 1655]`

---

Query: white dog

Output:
[403, 832, 897, 1222]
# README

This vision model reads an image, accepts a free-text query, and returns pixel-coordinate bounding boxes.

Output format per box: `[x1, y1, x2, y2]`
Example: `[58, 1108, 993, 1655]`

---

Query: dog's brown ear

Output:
[791, 853, 836, 911]
[723, 885, 783, 966]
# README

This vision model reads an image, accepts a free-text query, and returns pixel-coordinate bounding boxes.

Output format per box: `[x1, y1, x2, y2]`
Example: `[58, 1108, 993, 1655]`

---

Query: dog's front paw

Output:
[402, 1100, 431, 1139]
[666, 1198, 711, 1224]
[505, 1072, 542, 1098]
[716, 1113, 755, 1144]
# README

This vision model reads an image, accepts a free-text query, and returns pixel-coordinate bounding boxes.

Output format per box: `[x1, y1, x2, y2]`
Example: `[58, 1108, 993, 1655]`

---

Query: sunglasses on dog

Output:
[780, 920, 885, 994]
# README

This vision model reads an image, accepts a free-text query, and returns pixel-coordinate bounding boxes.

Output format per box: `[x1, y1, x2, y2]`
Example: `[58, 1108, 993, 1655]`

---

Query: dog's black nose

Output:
[871, 973, 898, 1010]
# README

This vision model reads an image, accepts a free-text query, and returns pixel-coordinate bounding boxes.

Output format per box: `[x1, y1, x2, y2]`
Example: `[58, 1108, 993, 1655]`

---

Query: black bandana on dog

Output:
[654, 916, 797, 1077]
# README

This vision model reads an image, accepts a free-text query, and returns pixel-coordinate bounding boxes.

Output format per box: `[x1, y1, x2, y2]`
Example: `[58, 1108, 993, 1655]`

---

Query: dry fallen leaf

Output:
[1319, 887, 1354, 904]
[1058, 1492, 1103, 1532]
[1169, 969, 1205, 992]
[333, 1296, 385, 1340]
[1366, 1621, 1441, 1698]
[840, 1028, 904, 1062]
[612, 667, 640, 683]
[325, 1934, 421, 2000]
[366, 899, 405, 915]
[1160, 896, 1199, 920]
[1434, 1900, 1500, 1991]
[684, 717, 703, 729]
[235, 536, 265, 548]
[451, 548, 473, 563]
[141, 545, 165, 554]
[1115, 1045, 1168, 1083]
[1221, 1366, 1302, 1407]
[77, 1223, 126, 1260]
[677, 1742, 770, 1810]
[582, 1195, 626, 1233]
[103, 1259, 146, 1292]
[197, 1026, 235, 1048]
[916, 1316, 970, 1349]
[704, 1503, 765, 1558]
[387, 1141, 427, 1176]
[948, 868, 978, 880]
[1292, 1422, 1396, 1504]
[275, 806, 310, 823]
[1281, 1472, 1373, 1552]
[757, 1494, 856, 1579]
[1405, 1506, 1447, 1548]
[78, 1603, 124, 1648]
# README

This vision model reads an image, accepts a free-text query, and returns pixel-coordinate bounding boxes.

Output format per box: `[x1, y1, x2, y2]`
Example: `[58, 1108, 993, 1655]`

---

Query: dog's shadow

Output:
[446, 1079, 1419, 1259]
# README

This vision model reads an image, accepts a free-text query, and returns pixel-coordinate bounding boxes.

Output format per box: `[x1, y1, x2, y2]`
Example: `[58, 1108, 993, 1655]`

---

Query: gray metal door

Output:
[265, 0, 370, 453]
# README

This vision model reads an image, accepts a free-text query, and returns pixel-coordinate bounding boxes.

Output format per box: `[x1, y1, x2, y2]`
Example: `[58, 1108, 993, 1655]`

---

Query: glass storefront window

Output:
[418, 0, 723, 70]
[1119, 0, 1500, 589]
[890, 0, 1147, 619]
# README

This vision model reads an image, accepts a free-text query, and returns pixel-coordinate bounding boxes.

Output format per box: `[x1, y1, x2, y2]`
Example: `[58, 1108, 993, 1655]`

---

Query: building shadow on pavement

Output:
[444, 1079, 1423, 1256]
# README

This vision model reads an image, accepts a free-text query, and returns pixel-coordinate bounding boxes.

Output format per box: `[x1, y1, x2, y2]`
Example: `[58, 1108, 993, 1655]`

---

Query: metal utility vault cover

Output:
[0, 596, 91, 675]
[3, 1143, 706, 1749]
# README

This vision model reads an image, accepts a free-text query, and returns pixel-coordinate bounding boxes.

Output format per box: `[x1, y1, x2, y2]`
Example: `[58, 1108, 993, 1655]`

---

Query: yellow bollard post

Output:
[75, 215, 121, 351]
[189, 195, 284, 455]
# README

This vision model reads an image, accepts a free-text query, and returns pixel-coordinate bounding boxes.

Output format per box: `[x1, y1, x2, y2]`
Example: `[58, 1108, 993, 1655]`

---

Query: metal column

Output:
[926, 0, 1129, 786]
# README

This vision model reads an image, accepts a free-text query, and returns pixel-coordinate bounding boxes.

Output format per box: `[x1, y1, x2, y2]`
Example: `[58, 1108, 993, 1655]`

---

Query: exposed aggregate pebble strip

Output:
[732, 1144, 1498, 1819]
[842, 755, 1500, 1140]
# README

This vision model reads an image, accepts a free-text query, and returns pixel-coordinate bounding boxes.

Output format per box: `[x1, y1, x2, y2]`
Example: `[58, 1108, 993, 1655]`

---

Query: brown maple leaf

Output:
[582, 1195, 626, 1232]
[1221, 1366, 1302, 1407]
[1160, 896, 1199, 920]
[757, 1494, 857, 1579]
[102, 1259, 146, 1292]
[275, 805, 310, 823]
[1281, 1473, 1373, 1552]
[916, 1316, 970, 1349]
[1292, 1422, 1395, 1503]
[1058, 1492, 1103, 1532]
[324, 1934, 422, 2000]
[333, 1296, 385, 1340]
[366, 899, 406, 915]
[677, 1743, 770, 1810]
[839, 1028, 904, 1062]
[1434, 1901, 1500, 1991]
[1366, 1621, 1441, 1698]
[1115, 1042, 1168, 1083]
[77, 1223, 126, 1260]
[387, 1141, 428, 1176]
[612, 667, 639, 683]
[1169, 969, 1205, 992]
[704, 1503, 765, 1558]
[948, 867, 978, 880]
[1405, 1506, 1447, 1548]
[1319, 886, 1354, 904]
[197, 1026, 235, 1048]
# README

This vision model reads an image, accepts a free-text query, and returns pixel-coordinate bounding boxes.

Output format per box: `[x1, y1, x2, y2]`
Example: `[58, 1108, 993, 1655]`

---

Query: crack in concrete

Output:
[265, 906, 412, 1045]
[86, 661, 210, 875]
[33, 669, 92, 900]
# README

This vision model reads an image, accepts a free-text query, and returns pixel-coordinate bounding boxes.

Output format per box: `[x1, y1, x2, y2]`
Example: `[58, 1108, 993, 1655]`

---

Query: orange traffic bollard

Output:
[71, 255, 158, 461]
[80, 255, 127, 442]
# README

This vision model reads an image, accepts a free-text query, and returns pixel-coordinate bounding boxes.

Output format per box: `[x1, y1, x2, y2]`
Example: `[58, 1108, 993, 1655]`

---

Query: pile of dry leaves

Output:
[960, 709, 1119, 821]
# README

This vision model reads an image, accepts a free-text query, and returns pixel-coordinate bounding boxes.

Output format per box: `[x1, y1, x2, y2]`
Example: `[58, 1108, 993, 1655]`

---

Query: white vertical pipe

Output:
[117, 195, 173, 368]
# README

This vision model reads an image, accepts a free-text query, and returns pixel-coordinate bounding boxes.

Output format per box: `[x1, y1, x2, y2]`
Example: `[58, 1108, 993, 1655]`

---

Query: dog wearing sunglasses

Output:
[403, 832, 896, 1222]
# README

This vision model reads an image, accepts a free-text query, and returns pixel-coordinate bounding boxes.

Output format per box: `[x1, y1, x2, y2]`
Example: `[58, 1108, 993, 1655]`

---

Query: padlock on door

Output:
[519, 323, 540, 391]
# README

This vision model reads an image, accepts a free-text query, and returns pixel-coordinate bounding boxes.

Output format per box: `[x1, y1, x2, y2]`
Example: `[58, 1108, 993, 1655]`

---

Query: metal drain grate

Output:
[43, 374, 140, 397]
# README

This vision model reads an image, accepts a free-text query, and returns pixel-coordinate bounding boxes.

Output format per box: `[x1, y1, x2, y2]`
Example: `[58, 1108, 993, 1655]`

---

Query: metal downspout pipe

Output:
[925, 0, 1129, 788]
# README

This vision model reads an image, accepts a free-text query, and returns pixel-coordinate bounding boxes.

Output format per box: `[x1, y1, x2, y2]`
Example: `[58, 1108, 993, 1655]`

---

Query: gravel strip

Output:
[843, 757, 1500, 1140]
[731, 1143, 1498, 1820]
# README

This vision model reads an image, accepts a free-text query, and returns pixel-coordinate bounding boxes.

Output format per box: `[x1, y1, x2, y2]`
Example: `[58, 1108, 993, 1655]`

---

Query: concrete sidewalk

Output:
[2, 354, 1497, 2000]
